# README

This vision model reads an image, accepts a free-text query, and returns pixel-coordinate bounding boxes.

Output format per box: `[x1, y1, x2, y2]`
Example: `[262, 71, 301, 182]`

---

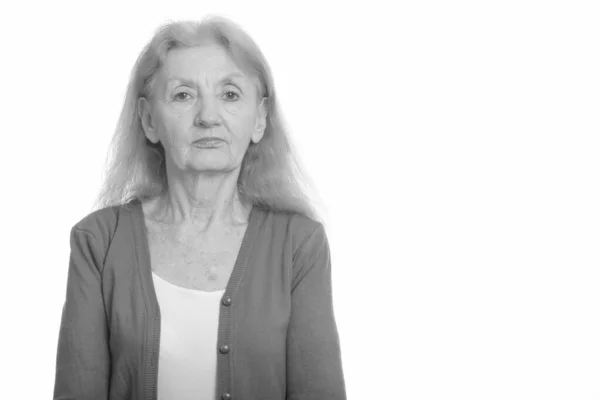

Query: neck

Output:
[151, 168, 251, 230]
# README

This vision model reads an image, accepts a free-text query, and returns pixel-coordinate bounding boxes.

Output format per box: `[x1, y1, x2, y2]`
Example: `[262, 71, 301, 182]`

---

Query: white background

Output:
[1, 1, 599, 399]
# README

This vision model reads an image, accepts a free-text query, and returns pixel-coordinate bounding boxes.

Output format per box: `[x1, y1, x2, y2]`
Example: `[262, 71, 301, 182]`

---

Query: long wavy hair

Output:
[93, 16, 327, 225]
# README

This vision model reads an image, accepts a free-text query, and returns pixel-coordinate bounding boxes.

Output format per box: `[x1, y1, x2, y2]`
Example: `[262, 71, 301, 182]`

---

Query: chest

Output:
[145, 222, 247, 292]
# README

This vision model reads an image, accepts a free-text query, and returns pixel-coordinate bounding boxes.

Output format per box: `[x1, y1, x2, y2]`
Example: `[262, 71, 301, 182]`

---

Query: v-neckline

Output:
[129, 197, 259, 298]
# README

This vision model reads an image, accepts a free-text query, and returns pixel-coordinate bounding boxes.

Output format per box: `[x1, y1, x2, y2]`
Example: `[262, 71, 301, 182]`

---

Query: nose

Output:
[194, 97, 221, 128]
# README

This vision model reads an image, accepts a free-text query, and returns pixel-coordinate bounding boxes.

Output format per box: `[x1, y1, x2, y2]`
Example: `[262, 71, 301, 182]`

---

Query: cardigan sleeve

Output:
[53, 226, 111, 400]
[286, 223, 347, 400]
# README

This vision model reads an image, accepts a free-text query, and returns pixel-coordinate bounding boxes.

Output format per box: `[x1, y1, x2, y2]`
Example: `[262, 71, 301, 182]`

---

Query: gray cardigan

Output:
[53, 198, 346, 400]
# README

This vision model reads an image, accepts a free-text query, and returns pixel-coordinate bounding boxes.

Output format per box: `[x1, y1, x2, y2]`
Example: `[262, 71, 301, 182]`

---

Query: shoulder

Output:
[258, 205, 327, 257]
[71, 201, 133, 241]
[67, 201, 138, 273]
[260, 209, 331, 289]
[288, 212, 326, 251]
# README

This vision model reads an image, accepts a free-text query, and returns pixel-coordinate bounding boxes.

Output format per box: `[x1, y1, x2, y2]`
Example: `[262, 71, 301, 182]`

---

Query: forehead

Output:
[161, 44, 247, 82]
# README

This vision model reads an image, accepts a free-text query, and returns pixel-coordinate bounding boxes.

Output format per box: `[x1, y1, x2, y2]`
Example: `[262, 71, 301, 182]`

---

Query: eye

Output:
[174, 92, 192, 101]
[223, 91, 240, 101]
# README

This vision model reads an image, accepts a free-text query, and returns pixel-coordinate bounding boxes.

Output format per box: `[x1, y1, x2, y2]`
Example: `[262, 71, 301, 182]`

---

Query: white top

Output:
[151, 271, 225, 400]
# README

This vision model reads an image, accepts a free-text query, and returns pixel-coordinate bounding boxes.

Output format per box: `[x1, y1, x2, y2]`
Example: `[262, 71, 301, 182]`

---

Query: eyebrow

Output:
[167, 72, 247, 87]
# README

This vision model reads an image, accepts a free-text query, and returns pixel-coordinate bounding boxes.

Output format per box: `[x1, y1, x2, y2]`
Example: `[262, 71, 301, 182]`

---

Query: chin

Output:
[190, 162, 231, 172]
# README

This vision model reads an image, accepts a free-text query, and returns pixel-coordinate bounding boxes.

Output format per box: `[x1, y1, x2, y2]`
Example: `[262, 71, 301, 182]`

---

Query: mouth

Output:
[193, 137, 225, 144]
[193, 137, 226, 147]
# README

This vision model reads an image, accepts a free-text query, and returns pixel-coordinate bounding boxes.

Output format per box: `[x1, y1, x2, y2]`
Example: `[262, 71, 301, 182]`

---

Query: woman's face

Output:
[139, 44, 267, 175]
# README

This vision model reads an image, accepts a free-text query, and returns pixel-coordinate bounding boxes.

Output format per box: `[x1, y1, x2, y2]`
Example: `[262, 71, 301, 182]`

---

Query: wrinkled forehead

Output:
[158, 44, 258, 90]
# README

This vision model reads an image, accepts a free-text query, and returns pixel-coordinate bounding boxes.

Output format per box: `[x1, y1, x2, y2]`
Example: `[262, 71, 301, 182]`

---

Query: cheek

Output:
[223, 106, 257, 134]
[223, 102, 244, 117]
[160, 111, 191, 138]
[163, 107, 189, 125]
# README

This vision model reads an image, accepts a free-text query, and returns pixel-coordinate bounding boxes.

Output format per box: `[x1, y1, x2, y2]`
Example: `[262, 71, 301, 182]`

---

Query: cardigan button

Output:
[222, 296, 232, 306]
[221, 393, 231, 400]
[219, 344, 230, 354]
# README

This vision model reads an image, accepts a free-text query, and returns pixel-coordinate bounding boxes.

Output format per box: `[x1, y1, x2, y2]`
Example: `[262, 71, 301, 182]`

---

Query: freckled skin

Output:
[141, 44, 267, 176]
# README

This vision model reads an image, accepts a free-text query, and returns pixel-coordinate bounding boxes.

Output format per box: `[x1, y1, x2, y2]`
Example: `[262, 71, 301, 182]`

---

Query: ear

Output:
[251, 97, 268, 144]
[138, 97, 160, 144]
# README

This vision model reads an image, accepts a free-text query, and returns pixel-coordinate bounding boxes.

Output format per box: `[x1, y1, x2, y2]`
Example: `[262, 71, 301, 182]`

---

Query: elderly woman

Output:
[53, 16, 346, 400]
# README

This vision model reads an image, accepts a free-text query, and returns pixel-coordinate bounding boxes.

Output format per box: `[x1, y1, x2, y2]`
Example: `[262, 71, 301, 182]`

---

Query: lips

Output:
[193, 137, 225, 144]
